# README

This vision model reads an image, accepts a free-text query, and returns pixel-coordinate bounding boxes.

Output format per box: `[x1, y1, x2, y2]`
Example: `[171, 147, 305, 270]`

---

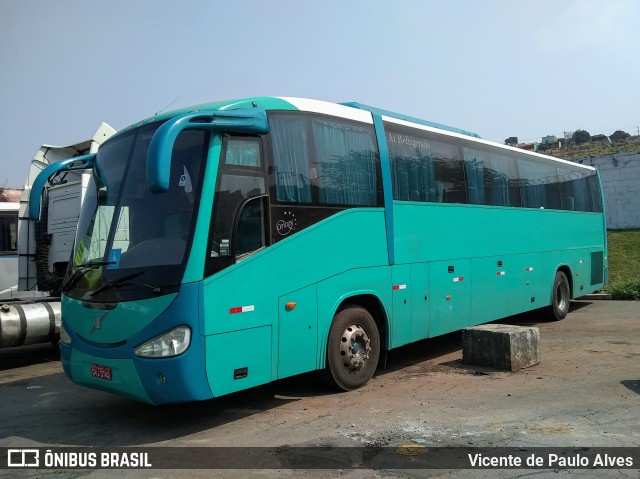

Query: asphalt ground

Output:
[1, 300, 638, 478]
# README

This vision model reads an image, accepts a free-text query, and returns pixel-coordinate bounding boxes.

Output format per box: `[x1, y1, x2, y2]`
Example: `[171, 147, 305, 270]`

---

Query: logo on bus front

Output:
[276, 211, 297, 236]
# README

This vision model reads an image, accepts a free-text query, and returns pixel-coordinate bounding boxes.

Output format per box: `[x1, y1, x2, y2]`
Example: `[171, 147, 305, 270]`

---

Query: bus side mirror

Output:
[28, 154, 96, 221]
[147, 108, 269, 193]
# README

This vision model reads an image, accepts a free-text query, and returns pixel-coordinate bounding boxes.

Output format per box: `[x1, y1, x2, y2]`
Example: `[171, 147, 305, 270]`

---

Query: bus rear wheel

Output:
[546, 270, 571, 321]
[323, 305, 380, 391]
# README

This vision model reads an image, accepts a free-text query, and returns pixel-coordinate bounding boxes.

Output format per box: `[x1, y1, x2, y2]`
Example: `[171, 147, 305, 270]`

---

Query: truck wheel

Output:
[322, 305, 380, 391]
[546, 271, 571, 321]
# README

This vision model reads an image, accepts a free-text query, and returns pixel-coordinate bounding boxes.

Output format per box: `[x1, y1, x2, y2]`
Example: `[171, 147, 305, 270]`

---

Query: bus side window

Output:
[386, 122, 467, 204]
[433, 152, 467, 204]
[312, 118, 378, 206]
[205, 134, 267, 277]
[269, 114, 312, 204]
[234, 196, 268, 262]
[587, 173, 603, 212]
[225, 138, 261, 168]
[435, 181, 444, 202]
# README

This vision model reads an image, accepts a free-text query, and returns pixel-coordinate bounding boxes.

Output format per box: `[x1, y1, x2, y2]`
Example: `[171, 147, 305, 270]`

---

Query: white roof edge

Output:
[37, 123, 116, 153]
[277, 97, 373, 124]
[382, 115, 597, 171]
[0, 202, 20, 211]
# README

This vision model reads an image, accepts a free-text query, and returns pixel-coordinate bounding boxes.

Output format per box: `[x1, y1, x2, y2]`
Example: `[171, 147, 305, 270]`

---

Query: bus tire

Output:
[322, 305, 380, 391]
[546, 270, 571, 321]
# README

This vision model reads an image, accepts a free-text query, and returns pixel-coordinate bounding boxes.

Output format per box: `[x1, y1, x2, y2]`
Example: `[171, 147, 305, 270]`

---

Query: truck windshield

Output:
[66, 121, 208, 302]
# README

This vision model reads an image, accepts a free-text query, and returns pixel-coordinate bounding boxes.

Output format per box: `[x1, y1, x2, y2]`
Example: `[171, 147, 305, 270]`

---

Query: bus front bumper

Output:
[60, 327, 213, 405]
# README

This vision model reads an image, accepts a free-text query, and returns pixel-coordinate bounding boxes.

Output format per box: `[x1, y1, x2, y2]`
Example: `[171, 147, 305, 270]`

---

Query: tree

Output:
[610, 130, 631, 142]
[572, 129, 591, 145]
[504, 136, 518, 146]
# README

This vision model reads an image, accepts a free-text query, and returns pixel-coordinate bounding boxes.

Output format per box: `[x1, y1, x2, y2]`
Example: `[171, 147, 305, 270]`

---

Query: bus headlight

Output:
[59, 322, 71, 345]
[134, 326, 191, 358]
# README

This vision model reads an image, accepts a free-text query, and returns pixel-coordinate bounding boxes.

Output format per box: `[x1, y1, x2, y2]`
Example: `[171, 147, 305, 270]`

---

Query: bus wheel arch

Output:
[546, 267, 572, 321]
[322, 295, 387, 391]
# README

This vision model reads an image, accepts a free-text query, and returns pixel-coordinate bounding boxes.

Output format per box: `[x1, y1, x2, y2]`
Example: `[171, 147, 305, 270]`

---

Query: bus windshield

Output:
[65, 122, 208, 302]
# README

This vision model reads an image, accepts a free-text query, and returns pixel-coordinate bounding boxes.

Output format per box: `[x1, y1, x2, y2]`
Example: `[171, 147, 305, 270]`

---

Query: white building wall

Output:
[580, 152, 640, 230]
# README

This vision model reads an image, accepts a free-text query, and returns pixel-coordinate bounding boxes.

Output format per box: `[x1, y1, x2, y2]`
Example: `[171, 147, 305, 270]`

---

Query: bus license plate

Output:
[91, 364, 112, 381]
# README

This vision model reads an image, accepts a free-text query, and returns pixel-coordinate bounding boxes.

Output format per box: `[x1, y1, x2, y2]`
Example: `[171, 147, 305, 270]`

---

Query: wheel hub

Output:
[340, 324, 371, 373]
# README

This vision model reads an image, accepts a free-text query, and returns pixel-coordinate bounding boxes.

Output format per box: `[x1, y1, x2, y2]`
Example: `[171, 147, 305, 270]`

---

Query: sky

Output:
[1, 0, 639, 187]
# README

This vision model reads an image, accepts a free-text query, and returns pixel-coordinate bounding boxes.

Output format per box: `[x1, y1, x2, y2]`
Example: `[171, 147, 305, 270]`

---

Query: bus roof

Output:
[118, 97, 481, 139]
[109, 97, 596, 172]
[341, 102, 481, 139]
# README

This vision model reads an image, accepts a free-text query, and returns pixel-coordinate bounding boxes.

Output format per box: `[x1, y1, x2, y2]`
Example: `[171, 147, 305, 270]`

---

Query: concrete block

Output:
[462, 324, 540, 372]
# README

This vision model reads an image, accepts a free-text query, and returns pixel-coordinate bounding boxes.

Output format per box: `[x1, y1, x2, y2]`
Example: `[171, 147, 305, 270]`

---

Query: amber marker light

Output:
[285, 302, 297, 311]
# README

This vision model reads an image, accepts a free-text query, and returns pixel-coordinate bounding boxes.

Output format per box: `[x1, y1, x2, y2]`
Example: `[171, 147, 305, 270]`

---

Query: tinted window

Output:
[518, 157, 560, 209]
[225, 139, 261, 167]
[557, 165, 592, 211]
[270, 114, 312, 203]
[206, 137, 268, 277]
[312, 118, 378, 206]
[269, 112, 381, 207]
[210, 174, 266, 260]
[434, 145, 467, 203]
[462, 146, 521, 207]
[67, 124, 209, 302]
[235, 197, 268, 260]
[387, 124, 467, 203]
[121, 129, 206, 267]
[588, 173, 603, 213]
[387, 129, 436, 202]
[516, 156, 601, 211]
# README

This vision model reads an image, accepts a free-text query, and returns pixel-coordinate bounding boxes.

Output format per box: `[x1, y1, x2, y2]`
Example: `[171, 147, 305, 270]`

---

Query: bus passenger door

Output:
[277, 284, 318, 379]
[429, 259, 471, 337]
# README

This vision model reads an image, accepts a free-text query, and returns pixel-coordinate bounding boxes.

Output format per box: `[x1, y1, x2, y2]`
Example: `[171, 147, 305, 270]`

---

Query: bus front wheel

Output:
[546, 270, 571, 321]
[323, 305, 380, 391]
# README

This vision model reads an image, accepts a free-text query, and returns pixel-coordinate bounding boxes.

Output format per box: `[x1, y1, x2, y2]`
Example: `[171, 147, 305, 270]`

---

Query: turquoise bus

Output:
[30, 97, 607, 404]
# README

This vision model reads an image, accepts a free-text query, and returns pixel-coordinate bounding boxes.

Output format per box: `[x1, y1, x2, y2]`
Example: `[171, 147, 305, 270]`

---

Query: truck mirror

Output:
[28, 154, 96, 221]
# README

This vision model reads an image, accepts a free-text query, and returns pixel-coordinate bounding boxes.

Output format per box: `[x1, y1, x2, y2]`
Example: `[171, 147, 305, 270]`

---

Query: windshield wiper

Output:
[90, 272, 162, 297]
[61, 261, 116, 293]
